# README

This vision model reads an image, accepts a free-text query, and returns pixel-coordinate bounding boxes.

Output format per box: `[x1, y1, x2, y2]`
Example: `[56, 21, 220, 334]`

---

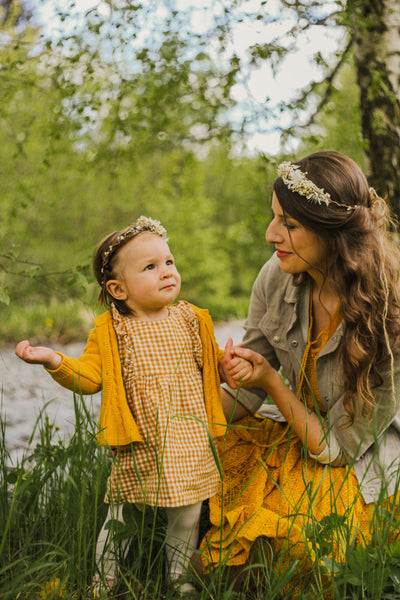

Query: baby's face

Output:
[113, 232, 181, 318]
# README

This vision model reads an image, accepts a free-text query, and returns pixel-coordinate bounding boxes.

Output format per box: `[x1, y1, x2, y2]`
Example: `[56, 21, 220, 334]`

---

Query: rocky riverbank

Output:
[1, 321, 244, 465]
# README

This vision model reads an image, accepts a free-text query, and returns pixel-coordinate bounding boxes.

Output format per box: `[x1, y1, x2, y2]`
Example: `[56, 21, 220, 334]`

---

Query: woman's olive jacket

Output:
[230, 253, 400, 503]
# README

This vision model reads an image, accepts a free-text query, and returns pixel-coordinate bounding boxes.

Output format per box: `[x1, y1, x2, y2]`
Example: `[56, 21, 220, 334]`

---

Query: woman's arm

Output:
[219, 259, 284, 415]
[227, 346, 328, 455]
[221, 387, 252, 422]
[328, 358, 400, 461]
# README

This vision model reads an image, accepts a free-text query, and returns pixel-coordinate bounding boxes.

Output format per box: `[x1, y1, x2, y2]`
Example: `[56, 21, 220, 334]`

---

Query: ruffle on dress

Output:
[107, 300, 219, 507]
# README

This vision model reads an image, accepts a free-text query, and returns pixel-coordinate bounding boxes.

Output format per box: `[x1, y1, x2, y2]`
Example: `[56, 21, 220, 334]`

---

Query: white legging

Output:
[95, 501, 202, 582]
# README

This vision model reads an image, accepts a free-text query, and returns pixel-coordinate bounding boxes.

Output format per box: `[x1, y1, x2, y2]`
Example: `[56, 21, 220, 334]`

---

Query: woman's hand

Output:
[228, 345, 278, 390]
[221, 341, 328, 455]
[219, 338, 249, 388]
[219, 339, 278, 391]
[15, 340, 62, 370]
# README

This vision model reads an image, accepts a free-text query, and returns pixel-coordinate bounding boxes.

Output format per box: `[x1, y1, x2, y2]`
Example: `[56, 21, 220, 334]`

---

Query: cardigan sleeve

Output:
[45, 326, 103, 396]
[191, 303, 227, 437]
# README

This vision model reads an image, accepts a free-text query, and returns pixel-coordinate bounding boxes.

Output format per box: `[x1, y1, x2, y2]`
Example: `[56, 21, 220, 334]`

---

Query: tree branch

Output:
[0, 253, 82, 280]
[284, 36, 353, 131]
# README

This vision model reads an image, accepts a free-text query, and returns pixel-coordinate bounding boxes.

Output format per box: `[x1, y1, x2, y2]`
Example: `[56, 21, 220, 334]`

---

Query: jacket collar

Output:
[281, 274, 311, 345]
[282, 273, 344, 353]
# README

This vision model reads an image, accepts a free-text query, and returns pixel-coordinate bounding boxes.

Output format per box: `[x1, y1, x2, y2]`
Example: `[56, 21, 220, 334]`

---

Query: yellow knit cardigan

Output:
[46, 304, 227, 446]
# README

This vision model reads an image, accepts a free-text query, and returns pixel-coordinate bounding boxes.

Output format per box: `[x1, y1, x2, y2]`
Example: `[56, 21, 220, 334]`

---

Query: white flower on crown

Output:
[101, 215, 168, 275]
[277, 162, 332, 207]
[134, 215, 168, 239]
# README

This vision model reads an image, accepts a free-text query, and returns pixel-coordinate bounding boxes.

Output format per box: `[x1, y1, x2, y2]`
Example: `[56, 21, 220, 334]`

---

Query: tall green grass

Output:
[1, 395, 400, 599]
[1, 396, 109, 599]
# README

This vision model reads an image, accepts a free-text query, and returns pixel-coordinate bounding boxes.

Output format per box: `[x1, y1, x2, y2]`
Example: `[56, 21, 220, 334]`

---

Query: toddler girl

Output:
[15, 216, 251, 597]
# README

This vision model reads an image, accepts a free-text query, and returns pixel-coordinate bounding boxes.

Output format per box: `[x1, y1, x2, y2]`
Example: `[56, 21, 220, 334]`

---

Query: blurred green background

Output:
[0, 1, 365, 343]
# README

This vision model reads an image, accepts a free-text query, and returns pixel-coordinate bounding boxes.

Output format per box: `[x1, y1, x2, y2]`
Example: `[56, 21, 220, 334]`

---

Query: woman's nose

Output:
[265, 219, 281, 244]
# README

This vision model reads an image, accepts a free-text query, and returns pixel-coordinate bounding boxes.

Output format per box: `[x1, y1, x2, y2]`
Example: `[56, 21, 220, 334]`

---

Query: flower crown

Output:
[101, 216, 168, 275]
[277, 161, 332, 206]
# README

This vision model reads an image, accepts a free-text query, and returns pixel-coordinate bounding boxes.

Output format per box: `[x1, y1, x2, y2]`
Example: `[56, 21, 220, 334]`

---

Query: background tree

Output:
[229, 0, 400, 213]
[3, 0, 396, 341]
[351, 0, 400, 212]
[0, 0, 272, 340]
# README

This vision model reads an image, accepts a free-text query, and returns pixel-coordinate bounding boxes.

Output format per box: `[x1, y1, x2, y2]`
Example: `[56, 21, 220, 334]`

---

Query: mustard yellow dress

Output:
[201, 303, 374, 569]
[106, 302, 220, 508]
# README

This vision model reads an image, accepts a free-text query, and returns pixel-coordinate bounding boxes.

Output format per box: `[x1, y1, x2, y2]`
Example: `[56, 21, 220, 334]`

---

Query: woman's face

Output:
[266, 192, 329, 280]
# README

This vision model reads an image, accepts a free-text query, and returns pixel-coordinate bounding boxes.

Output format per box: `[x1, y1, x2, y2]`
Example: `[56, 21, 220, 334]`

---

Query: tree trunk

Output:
[352, 0, 400, 217]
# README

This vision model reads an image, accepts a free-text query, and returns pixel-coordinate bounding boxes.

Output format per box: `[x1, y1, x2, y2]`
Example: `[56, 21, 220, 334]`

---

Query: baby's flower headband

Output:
[101, 216, 168, 275]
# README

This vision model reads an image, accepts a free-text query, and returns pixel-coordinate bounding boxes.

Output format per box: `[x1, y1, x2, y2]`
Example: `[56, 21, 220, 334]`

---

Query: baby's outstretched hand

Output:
[15, 340, 62, 370]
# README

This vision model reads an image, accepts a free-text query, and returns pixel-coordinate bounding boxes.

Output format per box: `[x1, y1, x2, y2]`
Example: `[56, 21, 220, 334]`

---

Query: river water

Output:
[1, 321, 244, 465]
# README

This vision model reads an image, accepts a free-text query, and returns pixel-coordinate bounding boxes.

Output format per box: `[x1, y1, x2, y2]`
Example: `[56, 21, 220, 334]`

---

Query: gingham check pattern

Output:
[106, 302, 220, 507]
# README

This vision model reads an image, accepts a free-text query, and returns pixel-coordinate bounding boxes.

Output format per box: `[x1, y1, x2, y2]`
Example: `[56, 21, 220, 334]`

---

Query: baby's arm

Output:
[15, 340, 62, 370]
[16, 331, 102, 396]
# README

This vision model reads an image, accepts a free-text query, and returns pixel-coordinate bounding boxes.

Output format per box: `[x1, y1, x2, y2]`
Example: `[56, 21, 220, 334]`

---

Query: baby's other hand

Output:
[15, 340, 62, 370]
[227, 345, 254, 384]
[218, 339, 253, 389]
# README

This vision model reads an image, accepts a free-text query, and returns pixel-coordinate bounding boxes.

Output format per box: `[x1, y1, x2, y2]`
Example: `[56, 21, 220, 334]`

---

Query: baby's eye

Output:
[144, 263, 154, 270]
[166, 259, 174, 265]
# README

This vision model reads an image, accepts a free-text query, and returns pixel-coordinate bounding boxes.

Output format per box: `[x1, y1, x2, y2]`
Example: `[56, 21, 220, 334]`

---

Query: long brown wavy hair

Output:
[273, 150, 400, 421]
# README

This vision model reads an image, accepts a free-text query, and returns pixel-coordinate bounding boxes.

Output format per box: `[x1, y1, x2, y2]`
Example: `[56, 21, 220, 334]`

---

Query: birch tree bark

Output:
[352, 0, 400, 215]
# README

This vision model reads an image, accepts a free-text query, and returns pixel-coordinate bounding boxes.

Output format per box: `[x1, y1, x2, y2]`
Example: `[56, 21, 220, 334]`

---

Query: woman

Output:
[200, 150, 400, 586]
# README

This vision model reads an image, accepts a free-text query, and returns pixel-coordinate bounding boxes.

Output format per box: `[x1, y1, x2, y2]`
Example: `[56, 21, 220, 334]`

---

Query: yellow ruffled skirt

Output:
[200, 415, 374, 570]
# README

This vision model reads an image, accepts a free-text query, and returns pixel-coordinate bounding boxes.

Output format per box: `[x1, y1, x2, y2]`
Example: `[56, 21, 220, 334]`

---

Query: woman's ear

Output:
[106, 279, 128, 301]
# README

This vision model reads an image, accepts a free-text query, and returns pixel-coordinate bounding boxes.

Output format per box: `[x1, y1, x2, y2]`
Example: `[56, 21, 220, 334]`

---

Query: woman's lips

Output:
[276, 249, 291, 258]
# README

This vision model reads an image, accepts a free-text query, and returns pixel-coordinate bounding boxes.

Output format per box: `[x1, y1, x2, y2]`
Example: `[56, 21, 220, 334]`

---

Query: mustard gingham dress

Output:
[106, 301, 220, 508]
[201, 301, 375, 569]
